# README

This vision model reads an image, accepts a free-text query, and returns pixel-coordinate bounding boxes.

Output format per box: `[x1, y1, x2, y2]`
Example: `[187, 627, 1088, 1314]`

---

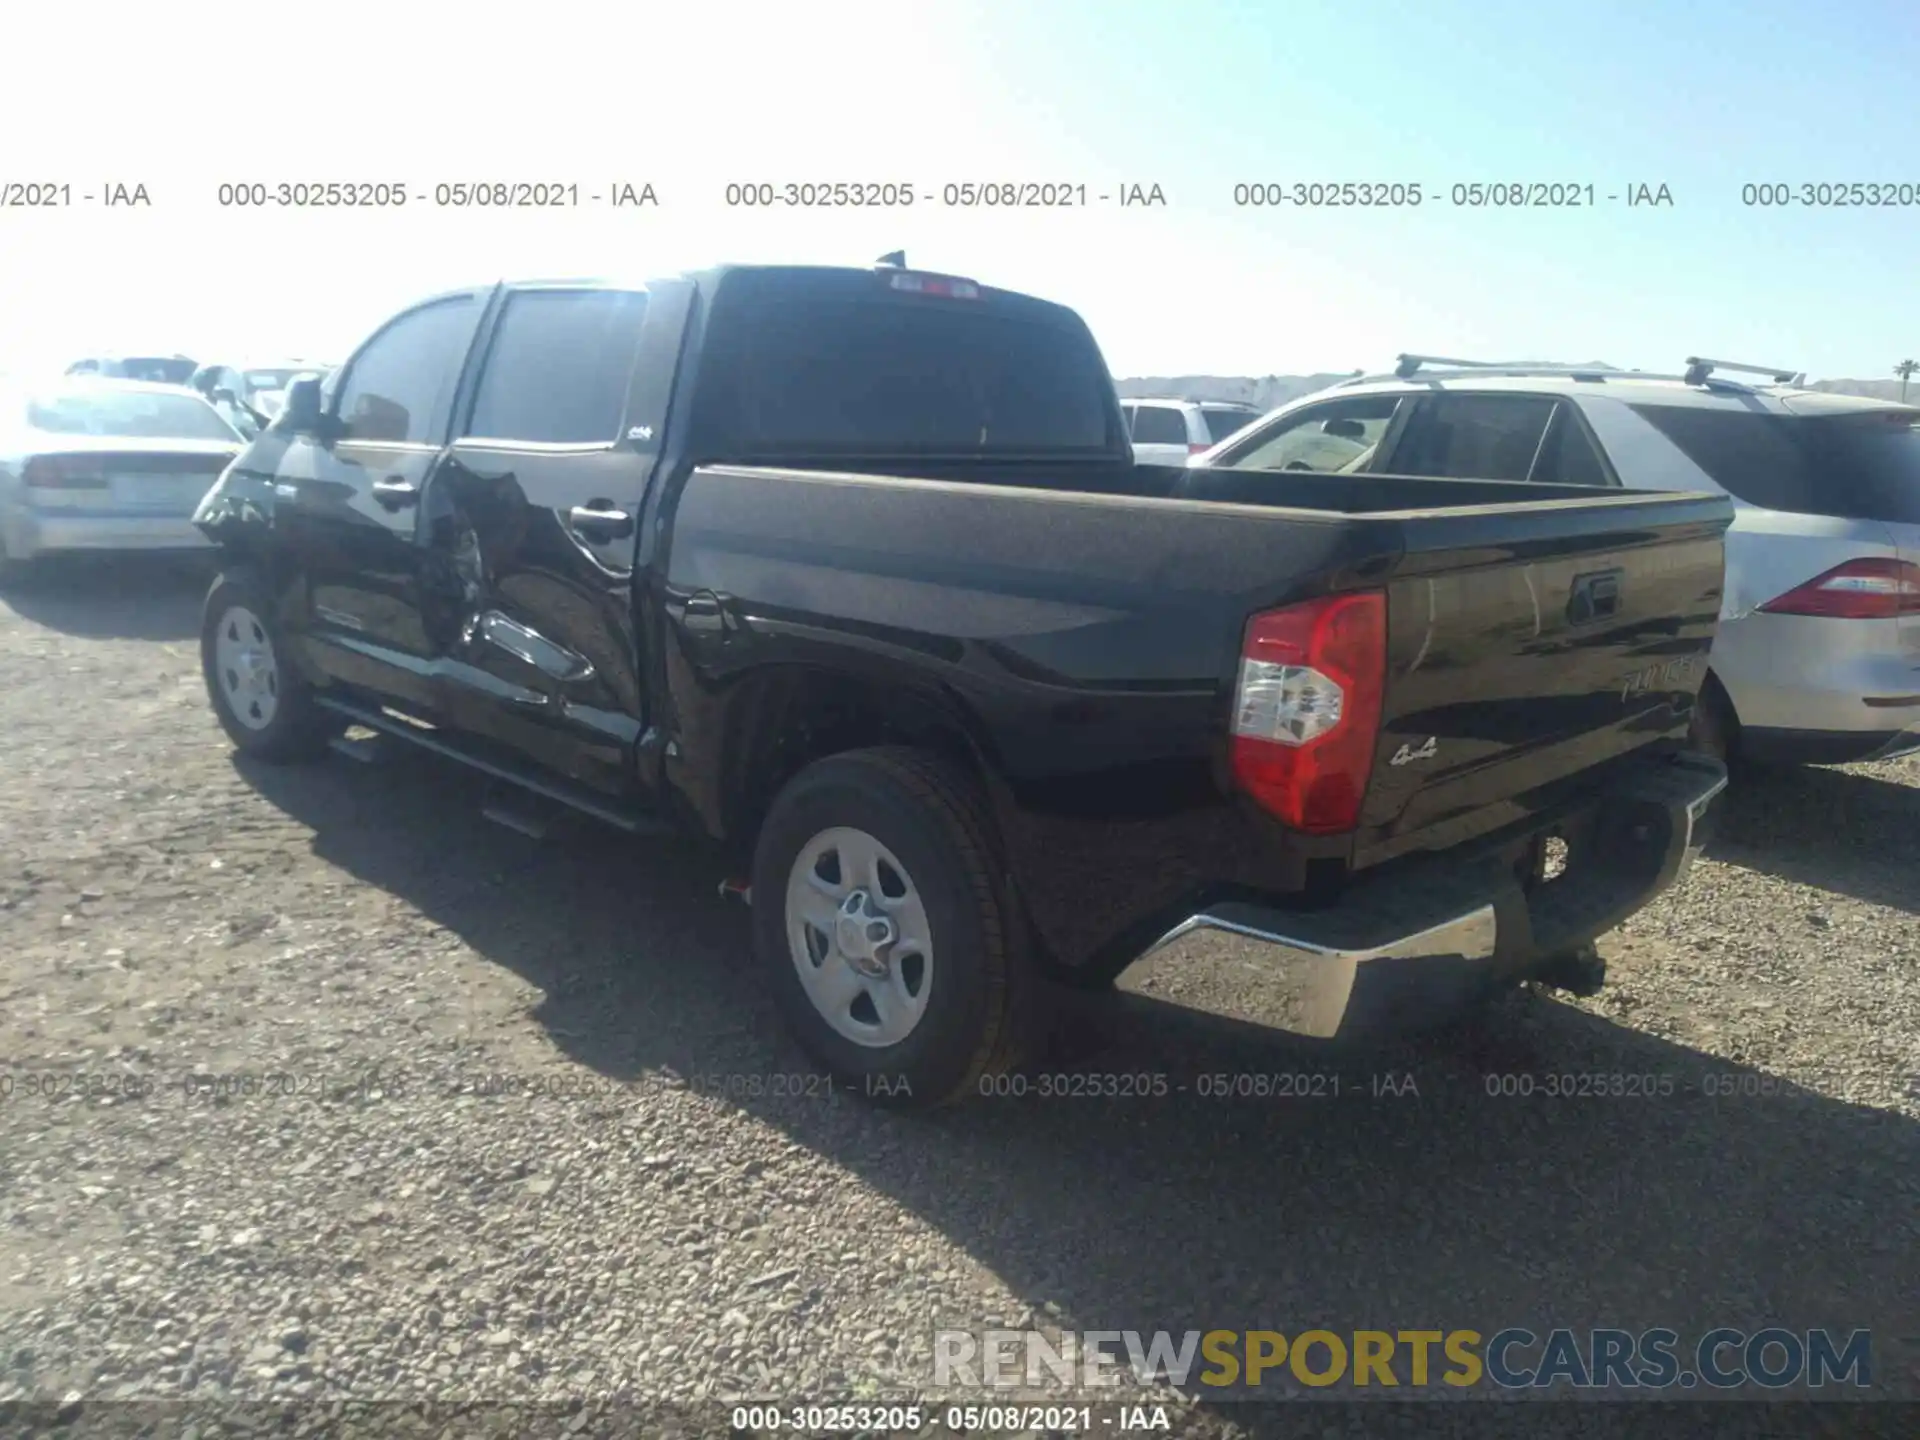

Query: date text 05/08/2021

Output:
[721, 181, 1167, 207]
[210, 182, 659, 208]
[1229, 181, 1675, 207]
[730, 1403, 1170, 1432]
[13, 178, 1920, 210]
[4, 181, 658, 209]
[6, 1067, 1877, 1105]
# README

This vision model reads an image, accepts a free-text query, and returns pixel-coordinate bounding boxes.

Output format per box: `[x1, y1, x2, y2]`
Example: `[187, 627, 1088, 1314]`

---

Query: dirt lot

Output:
[1, 556, 1916, 1438]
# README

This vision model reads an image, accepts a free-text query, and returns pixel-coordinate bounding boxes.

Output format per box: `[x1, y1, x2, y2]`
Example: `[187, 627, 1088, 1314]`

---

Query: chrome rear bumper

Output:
[1136, 754, 1728, 1039]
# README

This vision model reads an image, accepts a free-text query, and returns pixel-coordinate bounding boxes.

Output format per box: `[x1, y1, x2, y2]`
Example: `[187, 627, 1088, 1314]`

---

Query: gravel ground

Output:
[0, 556, 1916, 1439]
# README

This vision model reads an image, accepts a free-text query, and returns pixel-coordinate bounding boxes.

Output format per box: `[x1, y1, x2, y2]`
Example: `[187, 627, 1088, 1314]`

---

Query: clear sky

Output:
[2, 0, 1916, 382]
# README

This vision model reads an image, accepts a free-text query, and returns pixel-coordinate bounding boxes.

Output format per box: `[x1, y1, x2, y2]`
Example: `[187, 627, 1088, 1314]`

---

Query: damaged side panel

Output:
[415, 443, 651, 793]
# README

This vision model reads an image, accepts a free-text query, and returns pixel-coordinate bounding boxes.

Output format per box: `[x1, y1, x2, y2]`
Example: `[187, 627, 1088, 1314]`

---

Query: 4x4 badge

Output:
[1389, 736, 1439, 766]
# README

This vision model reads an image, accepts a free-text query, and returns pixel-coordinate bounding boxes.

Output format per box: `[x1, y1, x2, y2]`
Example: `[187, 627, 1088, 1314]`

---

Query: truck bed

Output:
[759, 455, 1663, 512]
[663, 460, 1731, 970]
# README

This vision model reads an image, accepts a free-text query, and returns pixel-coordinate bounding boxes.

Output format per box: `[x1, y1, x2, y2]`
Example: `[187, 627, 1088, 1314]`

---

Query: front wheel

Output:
[201, 568, 338, 762]
[750, 747, 1030, 1110]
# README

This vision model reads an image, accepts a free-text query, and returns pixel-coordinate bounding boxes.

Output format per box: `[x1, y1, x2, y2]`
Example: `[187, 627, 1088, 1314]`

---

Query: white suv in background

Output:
[1192, 356, 1920, 769]
[1123, 398, 1262, 464]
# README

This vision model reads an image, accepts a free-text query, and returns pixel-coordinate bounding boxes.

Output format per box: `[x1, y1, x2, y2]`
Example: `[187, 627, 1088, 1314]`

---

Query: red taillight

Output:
[1757, 558, 1920, 619]
[1230, 591, 1387, 834]
[21, 456, 106, 490]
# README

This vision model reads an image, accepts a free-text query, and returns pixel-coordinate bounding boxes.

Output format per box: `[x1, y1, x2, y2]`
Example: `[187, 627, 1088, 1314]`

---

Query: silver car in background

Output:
[65, 354, 201, 386]
[1123, 397, 1263, 463]
[187, 360, 332, 433]
[1193, 356, 1920, 768]
[0, 378, 244, 585]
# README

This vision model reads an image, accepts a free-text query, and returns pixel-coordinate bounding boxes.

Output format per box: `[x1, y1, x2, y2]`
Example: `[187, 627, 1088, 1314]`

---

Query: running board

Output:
[314, 695, 673, 837]
[482, 792, 553, 839]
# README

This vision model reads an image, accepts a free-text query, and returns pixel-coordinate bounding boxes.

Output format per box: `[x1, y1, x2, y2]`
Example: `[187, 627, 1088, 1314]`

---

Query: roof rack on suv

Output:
[1681, 356, 1803, 386]
[1332, 353, 1798, 394]
[1334, 354, 1636, 387]
[1397, 353, 1633, 380]
[1393, 353, 1546, 378]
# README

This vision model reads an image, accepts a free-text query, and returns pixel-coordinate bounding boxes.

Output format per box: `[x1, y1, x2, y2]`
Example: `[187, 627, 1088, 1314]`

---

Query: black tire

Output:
[201, 567, 338, 762]
[750, 746, 1030, 1110]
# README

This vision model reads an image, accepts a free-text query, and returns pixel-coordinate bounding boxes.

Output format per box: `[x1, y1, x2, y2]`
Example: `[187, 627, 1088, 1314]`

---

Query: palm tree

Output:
[1897, 358, 1918, 404]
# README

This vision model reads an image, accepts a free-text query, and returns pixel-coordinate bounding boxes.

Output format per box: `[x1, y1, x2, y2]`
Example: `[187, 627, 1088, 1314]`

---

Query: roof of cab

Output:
[413, 263, 1069, 313]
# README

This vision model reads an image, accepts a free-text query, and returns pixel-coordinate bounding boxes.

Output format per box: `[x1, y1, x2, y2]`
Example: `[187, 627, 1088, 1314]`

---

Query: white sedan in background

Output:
[0, 377, 244, 584]
[187, 361, 331, 436]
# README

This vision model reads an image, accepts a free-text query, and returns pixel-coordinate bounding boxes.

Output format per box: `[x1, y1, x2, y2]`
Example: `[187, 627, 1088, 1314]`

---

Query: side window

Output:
[466, 289, 650, 445]
[1530, 404, 1614, 486]
[334, 297, 477, 445]
[1121, 403, 1137, 435]
[1199, 406, 1259, 445]
[1131, 405, 1188, 445]
[1220, 396, 1401, 474]
[1393, 394, 1556, 482]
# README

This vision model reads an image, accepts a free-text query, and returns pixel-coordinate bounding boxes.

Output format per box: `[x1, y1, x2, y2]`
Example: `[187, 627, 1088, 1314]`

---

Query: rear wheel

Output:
[201, 569, 338, 761]
[750, 747, 1030, 1109]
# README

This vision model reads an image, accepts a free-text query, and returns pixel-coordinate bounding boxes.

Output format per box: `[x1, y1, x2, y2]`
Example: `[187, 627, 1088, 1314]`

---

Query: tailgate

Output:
[1355, 491, 1730, 865]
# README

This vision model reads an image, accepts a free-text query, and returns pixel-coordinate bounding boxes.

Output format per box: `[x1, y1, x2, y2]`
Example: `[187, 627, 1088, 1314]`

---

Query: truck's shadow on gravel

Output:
[0, 553, 211, 640]
[235, 749, 1920, 1425]
[1704, 762, 1920, 913]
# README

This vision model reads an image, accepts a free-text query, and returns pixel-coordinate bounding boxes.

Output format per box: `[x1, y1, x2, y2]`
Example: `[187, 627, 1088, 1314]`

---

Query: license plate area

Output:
[109, 472, 210, 510]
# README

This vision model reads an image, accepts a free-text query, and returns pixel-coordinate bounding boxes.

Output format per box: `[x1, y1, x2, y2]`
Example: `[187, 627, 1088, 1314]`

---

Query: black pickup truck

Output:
[192, 262, 1731, 1107]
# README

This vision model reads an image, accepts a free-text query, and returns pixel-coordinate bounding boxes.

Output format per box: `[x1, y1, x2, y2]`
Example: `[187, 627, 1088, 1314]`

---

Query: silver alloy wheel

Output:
[213, 604, 280, 731]
[784, 825, 934, 1048]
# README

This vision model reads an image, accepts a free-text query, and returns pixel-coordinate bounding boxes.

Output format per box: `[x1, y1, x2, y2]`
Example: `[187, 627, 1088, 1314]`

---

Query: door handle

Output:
[372, 476, 419, 508]
[681, 589, 738, 638]
[568, 504, 634, 540]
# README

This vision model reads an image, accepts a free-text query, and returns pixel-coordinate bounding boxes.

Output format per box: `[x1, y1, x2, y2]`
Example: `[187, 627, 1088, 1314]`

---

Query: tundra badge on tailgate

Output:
[1618, 655, 1700, 702]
